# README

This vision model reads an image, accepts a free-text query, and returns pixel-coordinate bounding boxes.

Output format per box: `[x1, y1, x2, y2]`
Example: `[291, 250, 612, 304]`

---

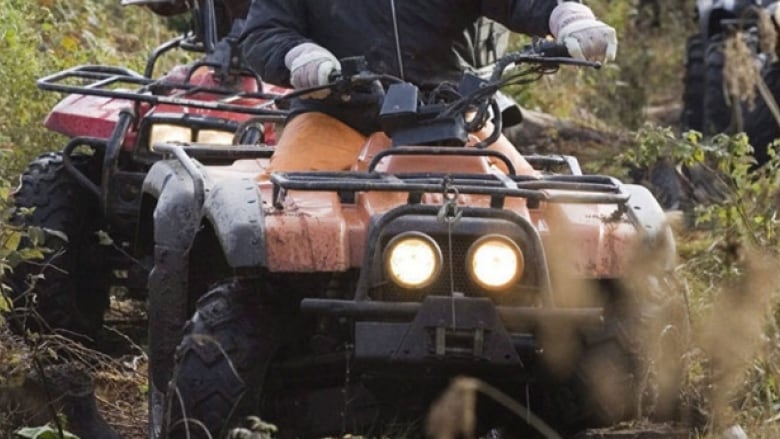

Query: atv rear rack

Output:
[37, 65, 288, 121]
[271, 171, 628, 209]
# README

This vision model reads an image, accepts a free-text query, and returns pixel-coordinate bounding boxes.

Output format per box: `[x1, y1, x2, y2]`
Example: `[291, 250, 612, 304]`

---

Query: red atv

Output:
[145, 44, 688, 438]
[7, 0, 287, 339]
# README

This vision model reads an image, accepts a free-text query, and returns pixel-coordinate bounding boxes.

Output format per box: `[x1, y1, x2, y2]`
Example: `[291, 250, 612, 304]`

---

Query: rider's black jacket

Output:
[240, 0, 561, 134]
[240, 0, 559, 90]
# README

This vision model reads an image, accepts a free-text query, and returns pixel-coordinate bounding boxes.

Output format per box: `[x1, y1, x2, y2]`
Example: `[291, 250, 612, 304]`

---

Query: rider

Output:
[240, 0, 618, 174]
[140, 0, 250, 39]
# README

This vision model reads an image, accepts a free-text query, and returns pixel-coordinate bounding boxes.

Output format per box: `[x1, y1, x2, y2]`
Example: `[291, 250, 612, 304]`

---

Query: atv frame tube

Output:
[145, 35, 187, 78]
[37, 65, 287, 119]
[301, 297, 603, 332]
[270, 170, 628, 210]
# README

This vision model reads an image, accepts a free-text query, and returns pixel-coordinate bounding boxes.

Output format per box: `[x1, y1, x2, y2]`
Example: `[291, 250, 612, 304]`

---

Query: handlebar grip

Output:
[533, 40, 571, 58]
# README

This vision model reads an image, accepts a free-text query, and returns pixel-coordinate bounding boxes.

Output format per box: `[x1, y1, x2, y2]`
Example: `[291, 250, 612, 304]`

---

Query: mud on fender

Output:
[622, 183, 677, 270]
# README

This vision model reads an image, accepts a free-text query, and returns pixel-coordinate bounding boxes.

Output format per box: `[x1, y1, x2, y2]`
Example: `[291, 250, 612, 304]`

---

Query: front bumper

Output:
[301, 296, 602, 366]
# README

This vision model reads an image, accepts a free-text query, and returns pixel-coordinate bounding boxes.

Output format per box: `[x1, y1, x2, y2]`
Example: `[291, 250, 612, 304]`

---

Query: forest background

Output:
[3, 0, 780, 437]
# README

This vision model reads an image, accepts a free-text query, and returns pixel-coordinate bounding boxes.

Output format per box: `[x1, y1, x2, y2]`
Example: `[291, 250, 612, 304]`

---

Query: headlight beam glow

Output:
[384, 232, 442, 289]
[467, 234, 524, 292]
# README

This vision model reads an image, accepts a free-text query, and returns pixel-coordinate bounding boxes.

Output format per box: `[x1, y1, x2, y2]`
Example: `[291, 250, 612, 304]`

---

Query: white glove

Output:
[549, 2, 618, 62]
[284, 42, 341, 89]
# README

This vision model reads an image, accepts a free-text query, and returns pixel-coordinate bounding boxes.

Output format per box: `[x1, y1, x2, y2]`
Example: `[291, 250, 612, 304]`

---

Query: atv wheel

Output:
[549, 274, 689, 429]
[7, 152, 109, 340]
[161, 281, 279, 439]
[702, 35, 732, 135]
[681, 34, 706, 132]
[649, 277, 690, 420]
[647, 158, 684, 211]
[744, 62, 780, 167]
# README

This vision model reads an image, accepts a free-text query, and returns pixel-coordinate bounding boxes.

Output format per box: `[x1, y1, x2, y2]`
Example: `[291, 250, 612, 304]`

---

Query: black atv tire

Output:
[647, 158, 684, 211]
[545, 319, 639, 429]
[549, 273, 689, 429]
[581, 327, 639, 423]
[7, 152, 109, 340]
[702, 35, 732, 135]
[744, 62, 780, 167]
[681, 34, 706, 132]
[160, 281, 279, 439]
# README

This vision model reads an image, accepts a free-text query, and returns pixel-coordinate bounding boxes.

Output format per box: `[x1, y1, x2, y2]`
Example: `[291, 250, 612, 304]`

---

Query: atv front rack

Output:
[271, 171, 628, 209]
[37, 65, 288, 120]
[270, 146, 624, 208]
[155, 140, 626, 210]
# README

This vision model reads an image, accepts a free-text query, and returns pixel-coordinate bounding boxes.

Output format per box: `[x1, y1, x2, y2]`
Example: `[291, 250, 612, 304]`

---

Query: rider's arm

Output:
[240, 0, 310, 87]
[480, 0, 559, 37]
[481, 0, 616, 62]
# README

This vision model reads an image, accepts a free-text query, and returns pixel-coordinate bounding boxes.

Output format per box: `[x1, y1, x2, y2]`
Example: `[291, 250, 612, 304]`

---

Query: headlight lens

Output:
[149, 124, 192, 149]
[197, 129, 234, 145]
[467, 235, 524, 291]
[384, 232, 442, 289]
[149, 125, 235, 151]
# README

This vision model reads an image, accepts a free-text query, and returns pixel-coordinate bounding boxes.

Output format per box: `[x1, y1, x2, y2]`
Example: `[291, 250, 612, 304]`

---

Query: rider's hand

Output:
[284, 42, 341, 89]
[549, 2, 618, 63]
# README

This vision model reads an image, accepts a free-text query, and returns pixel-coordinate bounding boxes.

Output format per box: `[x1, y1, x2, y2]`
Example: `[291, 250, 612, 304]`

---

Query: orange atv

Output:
[145, 44, 688, 438]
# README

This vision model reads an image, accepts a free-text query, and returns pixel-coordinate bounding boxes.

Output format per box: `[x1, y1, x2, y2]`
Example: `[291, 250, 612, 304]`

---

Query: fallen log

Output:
[504, 108, 619, 148]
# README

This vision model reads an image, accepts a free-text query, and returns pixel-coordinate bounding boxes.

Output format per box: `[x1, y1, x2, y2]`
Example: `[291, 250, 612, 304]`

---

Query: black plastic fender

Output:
[202, 177, 266, 268]
[142, 159, 203, 390]
[142, 160, 266, 389]
[142, 160, 268, 390]
[142, 160, 202, 248]
[143, 161, 267, 268]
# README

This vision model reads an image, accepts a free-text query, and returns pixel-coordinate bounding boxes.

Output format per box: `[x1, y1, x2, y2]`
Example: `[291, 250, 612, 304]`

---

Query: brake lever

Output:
[530, 40, 602, 68]
[273, 82, 338, 103]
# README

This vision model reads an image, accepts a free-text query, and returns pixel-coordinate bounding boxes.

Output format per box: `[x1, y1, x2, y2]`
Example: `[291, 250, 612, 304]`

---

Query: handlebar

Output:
[490, 40, 601, 82]
[279, 41, 598, 100]
[274, 42, 601, 141]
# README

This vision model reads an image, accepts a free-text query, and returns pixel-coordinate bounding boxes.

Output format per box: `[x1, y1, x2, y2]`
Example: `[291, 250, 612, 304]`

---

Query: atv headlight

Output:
[196, 129, 234, 145]
[150, 125, 236, 150]
[384, 232, 442, 289]
[149, 124, 192, 149]
[467, 234, 524, 291]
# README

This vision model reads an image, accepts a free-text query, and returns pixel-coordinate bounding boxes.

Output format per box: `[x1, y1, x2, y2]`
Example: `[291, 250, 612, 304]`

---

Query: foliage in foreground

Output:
[6, 0, 780, 437]
[0, 0, 176, 172]
[623, 126, 780, 436]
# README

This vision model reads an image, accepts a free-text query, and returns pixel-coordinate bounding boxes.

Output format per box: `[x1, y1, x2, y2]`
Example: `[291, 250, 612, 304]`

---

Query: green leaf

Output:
[4, 29, 17, 46]
[0, 295, 9, 313]
[2, 230, 22, 250]
[17, 207, 35, 217]
[60, 35, 79, 53]
[692, 147, 705, 164]
[17, 247, 46, 261]
[42, 228, 68, 243]
[14, 425, 80, 439]
[27, 226, 46, 246]
[95, 230, 114, 246]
